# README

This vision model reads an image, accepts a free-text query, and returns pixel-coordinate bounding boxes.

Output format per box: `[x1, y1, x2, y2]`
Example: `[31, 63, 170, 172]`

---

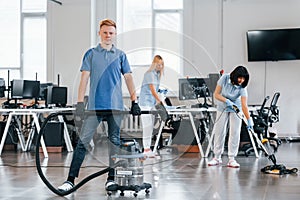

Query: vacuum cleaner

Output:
[232, 105, 298, 175]
[35, 110, 156, 196]
[107, 139, 151, 197]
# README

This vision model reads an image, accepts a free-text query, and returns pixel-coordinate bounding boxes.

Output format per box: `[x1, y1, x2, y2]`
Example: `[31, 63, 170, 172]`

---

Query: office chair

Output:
[240, 92, 281, 156]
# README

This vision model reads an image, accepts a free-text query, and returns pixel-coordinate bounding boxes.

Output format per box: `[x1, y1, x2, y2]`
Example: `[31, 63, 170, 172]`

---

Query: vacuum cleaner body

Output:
[108, 139, 151, 197]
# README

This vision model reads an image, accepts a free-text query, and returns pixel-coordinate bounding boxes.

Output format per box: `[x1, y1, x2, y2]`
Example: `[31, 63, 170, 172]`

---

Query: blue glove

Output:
[246, 117, 254, 131]
[225, 99, 235, 109]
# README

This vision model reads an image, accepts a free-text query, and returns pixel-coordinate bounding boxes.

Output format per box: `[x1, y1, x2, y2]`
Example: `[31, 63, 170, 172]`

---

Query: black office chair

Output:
[240, 92, 281, 156]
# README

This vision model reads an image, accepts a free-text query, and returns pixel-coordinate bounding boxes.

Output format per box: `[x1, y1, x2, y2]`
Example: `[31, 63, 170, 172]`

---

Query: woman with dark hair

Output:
[208, 66, 253, 168]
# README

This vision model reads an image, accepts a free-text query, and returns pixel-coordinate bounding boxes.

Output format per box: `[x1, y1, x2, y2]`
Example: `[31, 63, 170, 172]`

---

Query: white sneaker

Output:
[208, 158, 222, 166]
[227, 160, 240, 168]
[58, 181, 74, 192]
[143, 148, 156, 158]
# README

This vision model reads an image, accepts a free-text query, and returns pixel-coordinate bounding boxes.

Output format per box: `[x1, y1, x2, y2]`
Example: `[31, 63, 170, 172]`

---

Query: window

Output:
[117, 0, 183, 74]
[0, 0, 46, 86]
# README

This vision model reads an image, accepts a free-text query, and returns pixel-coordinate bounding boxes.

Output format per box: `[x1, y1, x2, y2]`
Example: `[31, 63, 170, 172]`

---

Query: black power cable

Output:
[35, 111, 115, 196]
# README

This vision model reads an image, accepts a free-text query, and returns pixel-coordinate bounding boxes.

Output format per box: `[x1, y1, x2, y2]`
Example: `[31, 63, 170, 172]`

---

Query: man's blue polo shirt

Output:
[80, 44, 131, 110]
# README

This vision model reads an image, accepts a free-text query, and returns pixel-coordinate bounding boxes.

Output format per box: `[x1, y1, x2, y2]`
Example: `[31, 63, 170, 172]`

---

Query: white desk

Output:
[0, 107, 75, 158]
[153, 107, 217, 158]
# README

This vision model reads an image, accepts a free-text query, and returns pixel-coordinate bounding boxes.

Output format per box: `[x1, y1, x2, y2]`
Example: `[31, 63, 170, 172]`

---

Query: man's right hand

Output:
[75, 102, 85, 121]
[131, 101, 141, 116]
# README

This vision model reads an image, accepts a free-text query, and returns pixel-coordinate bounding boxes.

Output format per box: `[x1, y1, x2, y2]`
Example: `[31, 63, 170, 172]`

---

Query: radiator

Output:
[121, 115, 142, 133]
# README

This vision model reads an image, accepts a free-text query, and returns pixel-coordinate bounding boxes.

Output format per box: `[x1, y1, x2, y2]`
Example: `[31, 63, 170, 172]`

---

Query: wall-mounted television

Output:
[247, 28, 300, 62]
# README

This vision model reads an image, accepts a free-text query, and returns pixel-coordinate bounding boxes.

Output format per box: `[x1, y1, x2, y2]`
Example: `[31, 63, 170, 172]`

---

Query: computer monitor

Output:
[178, 78, 210, 100]
[22, 80, 40, 99]
[39, 83, 53, 100]
[45, 86, 68, 107]
[11, 79, 24, 99]
[0, 78, 5, 98]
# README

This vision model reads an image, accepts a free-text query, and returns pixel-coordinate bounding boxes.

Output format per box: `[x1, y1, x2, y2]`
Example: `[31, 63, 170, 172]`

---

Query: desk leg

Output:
[0, 114, 13, 156]
[152, 121, 165, 154]
[11, 115, 26, 151]
[58, 115, 73, 152]
[188, 112, 204, 157]
[205, 130, 214, 158]
[25, 119, 37, 151]
[32, 114, 48, 158]
[15, 123, 26, 152]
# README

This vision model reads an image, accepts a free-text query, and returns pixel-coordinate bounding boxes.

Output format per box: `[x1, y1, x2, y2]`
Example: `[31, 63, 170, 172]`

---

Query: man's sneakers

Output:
[58, 181, 74, 192]
[207, 158, 222, 166]
[57, 179, 119, 192]
[227, 159, 240, 168]
[105, 180, 118, 191]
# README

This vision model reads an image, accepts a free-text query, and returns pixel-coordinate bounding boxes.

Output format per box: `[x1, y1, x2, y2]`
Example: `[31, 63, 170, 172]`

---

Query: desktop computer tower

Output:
[0, 121, 18, 150]
[0, 121, 18, 145]
[171, 118, 200, 145]
[43, 122, 64, 147]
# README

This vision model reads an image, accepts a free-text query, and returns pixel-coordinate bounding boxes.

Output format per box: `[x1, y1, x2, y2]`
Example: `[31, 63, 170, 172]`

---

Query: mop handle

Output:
[232, 105, 274, 158]
[232, 105, 248, 125]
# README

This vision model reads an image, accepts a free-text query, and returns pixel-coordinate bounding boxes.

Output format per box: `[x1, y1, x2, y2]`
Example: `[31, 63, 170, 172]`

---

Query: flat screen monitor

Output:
[23, 80, 40, 99]
[39, 83, 53, 100]
[178, 78, 210, 100]
[247, 28, 300, 61]
[0, 78, 5, 98]
[11, 80, 24, 99]
[46, 86, 67, 107]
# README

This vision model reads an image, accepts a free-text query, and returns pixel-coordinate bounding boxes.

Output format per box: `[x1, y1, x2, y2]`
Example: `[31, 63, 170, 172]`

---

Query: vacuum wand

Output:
[232, 105, 277, 165]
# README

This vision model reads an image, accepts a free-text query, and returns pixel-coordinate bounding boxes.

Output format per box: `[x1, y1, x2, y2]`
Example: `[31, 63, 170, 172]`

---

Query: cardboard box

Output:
[175, 145, 200, 153]
[39, 146, 63, 153]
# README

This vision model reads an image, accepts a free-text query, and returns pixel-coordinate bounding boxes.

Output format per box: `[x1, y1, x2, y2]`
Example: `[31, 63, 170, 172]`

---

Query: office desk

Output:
[153, 107, 217, 157]
[0, 107, 75, 158]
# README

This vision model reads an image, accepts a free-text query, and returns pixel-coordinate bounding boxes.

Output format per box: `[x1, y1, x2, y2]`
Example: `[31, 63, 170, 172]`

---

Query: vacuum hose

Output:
[35, 111, 121, 196]
[35, 110, 157, 196]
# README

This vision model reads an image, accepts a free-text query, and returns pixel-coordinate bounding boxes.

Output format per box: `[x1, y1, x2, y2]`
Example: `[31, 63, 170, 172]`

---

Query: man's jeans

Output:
[68, 112, 123, 180]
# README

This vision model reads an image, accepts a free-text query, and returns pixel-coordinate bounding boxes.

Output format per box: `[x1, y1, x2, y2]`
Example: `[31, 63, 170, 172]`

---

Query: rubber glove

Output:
[247, 117, 254, 131]
[75, 102, 85, 121]
[131, 101, 141, 116]
[155, 101, 169, 121]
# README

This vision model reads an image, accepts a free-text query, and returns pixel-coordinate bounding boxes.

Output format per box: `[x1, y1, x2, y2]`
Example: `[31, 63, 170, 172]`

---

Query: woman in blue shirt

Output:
[139, 55, 164, 157]
[208, 66, 253, 168]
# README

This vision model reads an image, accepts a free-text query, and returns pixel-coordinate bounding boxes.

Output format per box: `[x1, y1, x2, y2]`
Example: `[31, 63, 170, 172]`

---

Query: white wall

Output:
[222, 0, 300, 136]
[47, 0, 300, 136]
[47, 0, 91, 103]
[183, 0, 300, 136]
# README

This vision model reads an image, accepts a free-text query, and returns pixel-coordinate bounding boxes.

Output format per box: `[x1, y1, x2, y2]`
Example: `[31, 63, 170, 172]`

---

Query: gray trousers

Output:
[212, 110, 242, 159]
